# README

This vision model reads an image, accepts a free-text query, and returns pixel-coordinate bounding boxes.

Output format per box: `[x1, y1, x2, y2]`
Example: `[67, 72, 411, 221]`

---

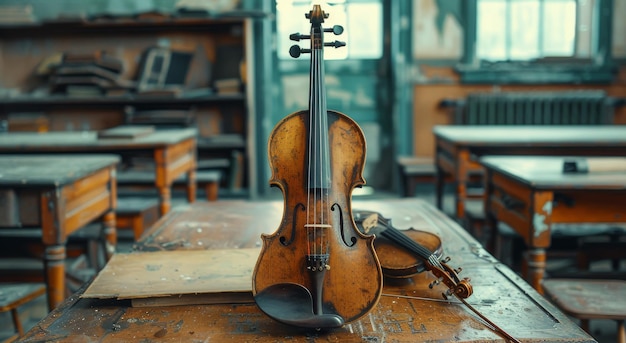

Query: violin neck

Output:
[307, 24, 331, 190]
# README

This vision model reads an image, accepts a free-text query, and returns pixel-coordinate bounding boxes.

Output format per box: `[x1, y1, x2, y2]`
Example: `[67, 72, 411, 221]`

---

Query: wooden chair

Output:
[396, 156, 437, 197]
[116, 197, 160, 240]
[0, 283, 46, 341]
[0, 227, 105, 293]
[542, 279, 626, 343]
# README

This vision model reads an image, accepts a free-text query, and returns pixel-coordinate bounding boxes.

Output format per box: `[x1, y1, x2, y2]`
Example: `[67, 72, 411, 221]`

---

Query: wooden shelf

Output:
[0, 15, 262, 37]
[0, 14, 255, 197]
[0, 93, 245, 111]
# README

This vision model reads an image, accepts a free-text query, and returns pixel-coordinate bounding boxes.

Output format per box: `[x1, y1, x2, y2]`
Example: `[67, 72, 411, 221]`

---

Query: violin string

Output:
[312, 46, 319, 257]
[380, 228, 445, 271]
[306, 39, 314, 257]
[319, 40, 329, 258]
[317, 46, 322, 257]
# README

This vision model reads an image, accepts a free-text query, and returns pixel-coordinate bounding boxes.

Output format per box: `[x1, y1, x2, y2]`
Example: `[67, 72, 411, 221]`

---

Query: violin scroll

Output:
[288, 6, 345, 59]
[426, 259, 473, 299]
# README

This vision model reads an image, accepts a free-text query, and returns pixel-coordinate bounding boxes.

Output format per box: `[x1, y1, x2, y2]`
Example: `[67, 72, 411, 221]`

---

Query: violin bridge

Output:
[305, 223, 332, 266]
[303, 224, 332, 229]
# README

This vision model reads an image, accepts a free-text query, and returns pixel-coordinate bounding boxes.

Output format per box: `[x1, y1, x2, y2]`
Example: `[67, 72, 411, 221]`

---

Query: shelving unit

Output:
[0, 16, 257, 197]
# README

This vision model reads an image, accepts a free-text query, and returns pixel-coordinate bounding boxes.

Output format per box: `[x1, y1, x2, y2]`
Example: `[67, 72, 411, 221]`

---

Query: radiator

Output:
[458, 91, 613, 125]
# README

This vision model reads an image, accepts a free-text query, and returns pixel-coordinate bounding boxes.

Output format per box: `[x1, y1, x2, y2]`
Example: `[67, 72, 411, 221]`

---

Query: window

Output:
[460, 0, 615, 83]
[476, 0, 577, 61]
[276, 0, 383, 60]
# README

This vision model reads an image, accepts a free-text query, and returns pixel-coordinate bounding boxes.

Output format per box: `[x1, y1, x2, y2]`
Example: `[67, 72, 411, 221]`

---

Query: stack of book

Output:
[45, 51, 134, 96]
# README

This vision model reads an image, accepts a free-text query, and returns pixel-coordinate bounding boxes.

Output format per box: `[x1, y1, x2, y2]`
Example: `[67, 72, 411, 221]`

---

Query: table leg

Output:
[102, 210, 117, 260]
[524, 248, 546, 294]
[435, 166, 444, 210]
[455, 149, 472, 220]
[43, 244, 66, 310]
[455, 180, 466, 219]
[158, 186, 171, 215]
[187, 169, 197, 204]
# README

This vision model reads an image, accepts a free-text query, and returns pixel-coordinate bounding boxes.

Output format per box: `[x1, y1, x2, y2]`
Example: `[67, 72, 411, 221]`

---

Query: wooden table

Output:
[0, 155, 118, 310]
[0, 128, 197, 215]
[480, 156, 626, 293]
[434, 125, 626, 220]
[19, 199, 595, 342]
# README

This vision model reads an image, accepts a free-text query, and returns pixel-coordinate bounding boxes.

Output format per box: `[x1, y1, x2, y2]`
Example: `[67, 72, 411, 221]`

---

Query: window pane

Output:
[276, 1, 313, 60]
[476, 0, 507, 61]
[509, 0, 540, 60]
[542, 0, 576, 56]
[345, 2, 382, 59]
[476, 0, 578, 62]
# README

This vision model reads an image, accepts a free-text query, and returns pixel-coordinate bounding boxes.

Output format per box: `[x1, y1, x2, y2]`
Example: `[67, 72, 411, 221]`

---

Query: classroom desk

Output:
[434, 125, 626, 220]
[480, 156, 626, 293]
[19, 199, 595, 342]
[0, 154, 118, 310]
[0, 128, 197, 215]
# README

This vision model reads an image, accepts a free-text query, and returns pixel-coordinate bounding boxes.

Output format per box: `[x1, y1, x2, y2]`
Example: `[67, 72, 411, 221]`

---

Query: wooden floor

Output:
[1, 189, 623, 343]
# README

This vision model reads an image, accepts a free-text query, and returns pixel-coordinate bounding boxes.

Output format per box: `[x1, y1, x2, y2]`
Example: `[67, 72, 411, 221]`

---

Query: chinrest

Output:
[254, 283, 345, 329]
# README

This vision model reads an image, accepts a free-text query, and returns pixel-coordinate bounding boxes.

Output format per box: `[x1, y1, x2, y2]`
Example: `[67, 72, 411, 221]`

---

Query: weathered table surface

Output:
[480, 155, 626, 293]
[433, 125, 626, 219]
[0, 128, 197, 214]
[19, 199, 595, 342]
[0, 154, 119, 310]
[0, 129, 197, 150]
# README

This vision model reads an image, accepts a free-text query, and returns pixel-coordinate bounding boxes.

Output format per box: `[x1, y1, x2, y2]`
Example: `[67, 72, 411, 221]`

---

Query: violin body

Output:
[373, 229, 442, 278]
[253, 109, 382, 325]
[252, 5, 382, 328]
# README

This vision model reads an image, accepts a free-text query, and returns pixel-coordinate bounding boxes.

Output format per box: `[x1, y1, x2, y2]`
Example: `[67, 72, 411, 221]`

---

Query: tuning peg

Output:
[454, 267, 463, 274]
[289, 45, 311, 58]
[428, 278, 442, 289]
[289, 33, 310, 41]
[324, 25, 344, 35]
[442, 256, 451, 263]
[324, 40, 346, 48]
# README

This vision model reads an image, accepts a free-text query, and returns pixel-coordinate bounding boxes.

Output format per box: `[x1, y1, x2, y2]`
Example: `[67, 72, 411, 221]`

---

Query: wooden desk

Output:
[480, 156, 626, 293]
[434, 125, 626, 219]
[20, 199, 595, 342]
[0, 155, 118, 310]
[0, 128, 197, 215]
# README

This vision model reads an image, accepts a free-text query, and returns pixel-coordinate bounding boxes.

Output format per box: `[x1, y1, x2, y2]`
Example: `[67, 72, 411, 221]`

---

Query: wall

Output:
[411, 0, 626, 158]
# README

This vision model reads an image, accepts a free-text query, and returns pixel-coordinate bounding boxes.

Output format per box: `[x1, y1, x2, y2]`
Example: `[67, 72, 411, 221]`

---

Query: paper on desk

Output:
[82, 249, 259, 307]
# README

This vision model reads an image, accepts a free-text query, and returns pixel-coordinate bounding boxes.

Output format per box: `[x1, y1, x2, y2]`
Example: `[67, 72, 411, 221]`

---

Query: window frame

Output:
[457, 0, 616, 84]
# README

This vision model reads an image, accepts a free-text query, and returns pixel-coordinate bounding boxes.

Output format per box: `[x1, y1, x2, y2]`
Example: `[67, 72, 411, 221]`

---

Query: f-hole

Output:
[280, 203, 305, 246]
[331, 203, 356, 247]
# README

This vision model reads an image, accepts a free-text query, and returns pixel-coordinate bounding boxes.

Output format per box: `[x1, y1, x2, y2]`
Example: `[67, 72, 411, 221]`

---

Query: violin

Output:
[252, 5, 383, 329]
[354, 210, 521, 343]
[353, 210, 472, 299]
